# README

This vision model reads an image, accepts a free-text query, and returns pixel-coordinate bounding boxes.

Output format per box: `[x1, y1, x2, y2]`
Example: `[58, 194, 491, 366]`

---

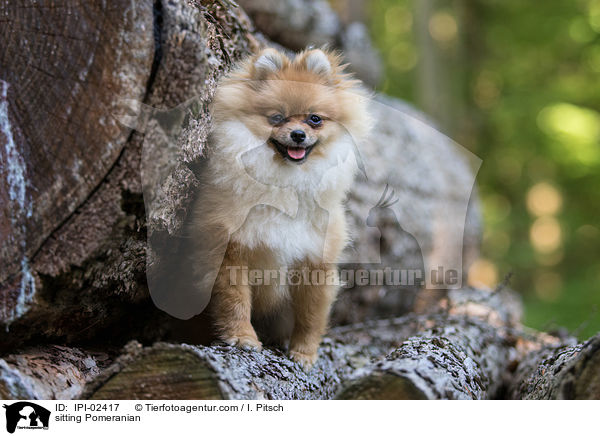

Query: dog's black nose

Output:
[290, 130, 306, 143]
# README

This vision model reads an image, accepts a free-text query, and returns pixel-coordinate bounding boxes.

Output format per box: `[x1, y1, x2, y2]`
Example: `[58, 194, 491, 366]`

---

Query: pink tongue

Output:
[287, 147, 306, 160]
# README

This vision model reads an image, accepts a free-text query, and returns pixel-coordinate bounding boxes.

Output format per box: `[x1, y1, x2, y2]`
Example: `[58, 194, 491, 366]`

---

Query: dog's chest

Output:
[232, 197, 331, 265]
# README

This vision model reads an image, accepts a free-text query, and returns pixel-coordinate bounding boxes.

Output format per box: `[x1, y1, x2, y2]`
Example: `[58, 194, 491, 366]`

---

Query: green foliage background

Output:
[366, 0, 600, 338]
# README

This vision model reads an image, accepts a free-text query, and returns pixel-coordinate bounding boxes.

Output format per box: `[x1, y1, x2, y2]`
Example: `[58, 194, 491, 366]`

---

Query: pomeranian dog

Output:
[192, 47, 371, 368]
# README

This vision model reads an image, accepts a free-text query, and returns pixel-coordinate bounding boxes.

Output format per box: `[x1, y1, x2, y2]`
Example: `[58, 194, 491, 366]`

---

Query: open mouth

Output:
[269, 138, 315, 163]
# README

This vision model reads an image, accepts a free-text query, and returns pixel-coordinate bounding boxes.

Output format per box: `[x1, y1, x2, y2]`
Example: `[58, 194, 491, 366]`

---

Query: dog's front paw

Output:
[289, 349, 317, 371]
[223, 334, 263, 351]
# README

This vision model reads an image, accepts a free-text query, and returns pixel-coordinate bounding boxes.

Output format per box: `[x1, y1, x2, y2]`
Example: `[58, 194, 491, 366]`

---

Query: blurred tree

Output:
[367, 0, 600, 339]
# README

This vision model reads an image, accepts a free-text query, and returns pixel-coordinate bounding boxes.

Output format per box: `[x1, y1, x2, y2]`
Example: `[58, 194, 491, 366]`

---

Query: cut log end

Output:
[88, 348, 223, 400]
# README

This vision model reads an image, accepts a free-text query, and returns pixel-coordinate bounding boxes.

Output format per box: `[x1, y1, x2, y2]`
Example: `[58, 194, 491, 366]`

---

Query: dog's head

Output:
[211, 48, 371, 190]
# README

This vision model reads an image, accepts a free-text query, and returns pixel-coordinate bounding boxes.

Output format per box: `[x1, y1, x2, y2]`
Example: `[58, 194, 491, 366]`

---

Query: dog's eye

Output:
[268, 114, 285, 125]
[307, 114, 322, 127]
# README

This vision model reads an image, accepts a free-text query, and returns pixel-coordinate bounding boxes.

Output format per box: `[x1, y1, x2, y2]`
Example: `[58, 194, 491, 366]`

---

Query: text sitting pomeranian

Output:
[193, 47, 371, 369]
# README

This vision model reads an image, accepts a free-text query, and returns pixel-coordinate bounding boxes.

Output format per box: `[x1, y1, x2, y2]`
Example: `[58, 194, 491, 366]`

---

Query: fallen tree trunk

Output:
[508, 334, 600, 400]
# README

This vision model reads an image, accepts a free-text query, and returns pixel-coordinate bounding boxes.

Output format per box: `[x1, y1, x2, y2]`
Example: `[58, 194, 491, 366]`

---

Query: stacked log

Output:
[509, 335, 600, 400]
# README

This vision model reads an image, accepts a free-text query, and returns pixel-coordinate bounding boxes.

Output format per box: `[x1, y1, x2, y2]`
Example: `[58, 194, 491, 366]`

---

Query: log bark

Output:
[236, 0, 382, 86]
[0, 312, 429, 400]
[2, 287, 553, 400]
[508, 334, 600, 400]
[0, 346, 110, 400]
[333, 287, 528, 400]
[236, 0, 341, 51]
[83, 313, 513, 400]
[0, 318, 413, 400]
[82, 287, 557, 400]
[336, 316, 512, 399]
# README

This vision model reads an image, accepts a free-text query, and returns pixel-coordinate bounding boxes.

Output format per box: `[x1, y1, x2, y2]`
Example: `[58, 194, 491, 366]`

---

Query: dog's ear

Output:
[300, 49, 332, 76]
[252, 48, 286, 80]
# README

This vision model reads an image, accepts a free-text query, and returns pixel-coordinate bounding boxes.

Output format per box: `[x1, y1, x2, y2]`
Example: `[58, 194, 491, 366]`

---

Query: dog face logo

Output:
[2, 402, 50, 433]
